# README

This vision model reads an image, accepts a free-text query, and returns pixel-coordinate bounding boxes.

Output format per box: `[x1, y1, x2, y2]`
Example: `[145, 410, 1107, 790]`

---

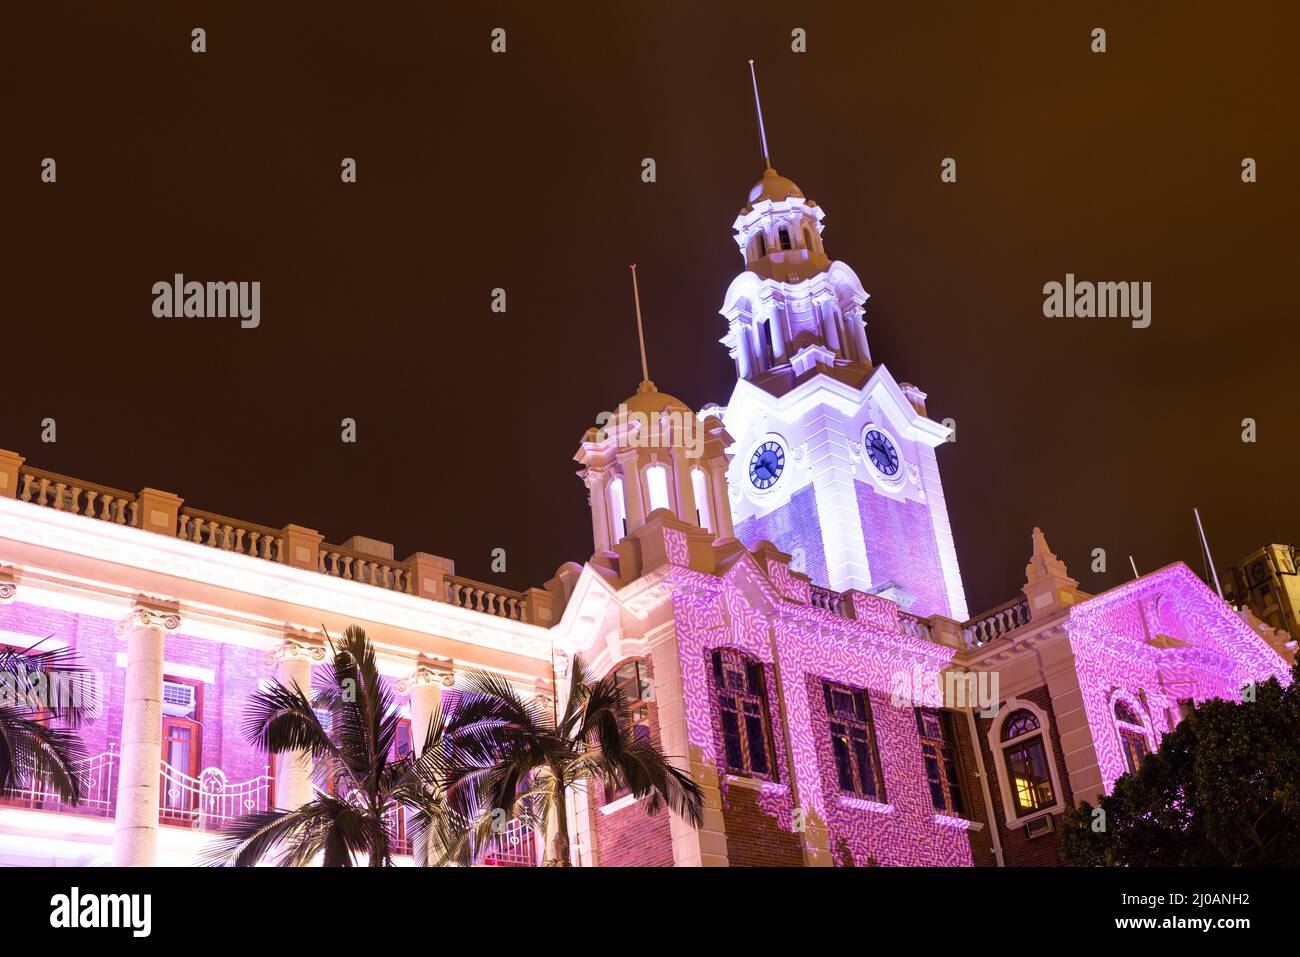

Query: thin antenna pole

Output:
[1129, 555, 1140, 579]
[1193, 507, 1225, 599]
[629, 264, 650, 383]
[747, 59, 772, 170]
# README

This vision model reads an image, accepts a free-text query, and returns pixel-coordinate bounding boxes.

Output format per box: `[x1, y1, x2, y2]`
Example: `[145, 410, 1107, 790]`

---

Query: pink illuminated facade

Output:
[0, 160, 1293, 867]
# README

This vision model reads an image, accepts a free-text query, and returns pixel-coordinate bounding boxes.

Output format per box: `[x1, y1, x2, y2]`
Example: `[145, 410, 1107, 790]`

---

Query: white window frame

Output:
[987, 698, 1065, 827]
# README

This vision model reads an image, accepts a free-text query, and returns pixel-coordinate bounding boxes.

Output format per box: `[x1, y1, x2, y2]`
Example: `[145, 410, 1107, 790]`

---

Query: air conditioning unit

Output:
[162, 680, 196, 717]
[1024, 814, 1055, 839]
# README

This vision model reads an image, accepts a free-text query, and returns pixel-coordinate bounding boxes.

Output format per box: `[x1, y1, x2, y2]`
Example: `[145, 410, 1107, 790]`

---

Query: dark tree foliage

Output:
[1060, 658, 1300, 866]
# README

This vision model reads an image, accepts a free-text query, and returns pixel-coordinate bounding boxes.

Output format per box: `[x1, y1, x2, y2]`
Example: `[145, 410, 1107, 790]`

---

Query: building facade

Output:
[0, 160, 1291, 868]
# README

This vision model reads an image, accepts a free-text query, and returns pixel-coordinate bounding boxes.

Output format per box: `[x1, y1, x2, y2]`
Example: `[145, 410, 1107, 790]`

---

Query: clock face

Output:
[748, 440, 786, 490]
[864, 429, 900, 477]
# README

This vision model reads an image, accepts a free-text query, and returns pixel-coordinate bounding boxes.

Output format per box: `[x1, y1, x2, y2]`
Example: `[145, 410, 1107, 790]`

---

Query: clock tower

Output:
[710, 162, 968, 620]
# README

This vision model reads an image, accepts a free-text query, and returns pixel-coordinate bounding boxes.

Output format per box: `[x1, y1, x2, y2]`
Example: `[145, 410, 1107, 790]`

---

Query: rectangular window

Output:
[605, 660, 653, 802]
[915, 708, 966, 816]
[823, 682, 883, 801]
[712, 650, 776, 781]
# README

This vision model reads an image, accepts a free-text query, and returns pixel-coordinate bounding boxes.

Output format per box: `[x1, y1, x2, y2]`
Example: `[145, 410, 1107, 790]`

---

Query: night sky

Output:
[5, 2, 1298, 616]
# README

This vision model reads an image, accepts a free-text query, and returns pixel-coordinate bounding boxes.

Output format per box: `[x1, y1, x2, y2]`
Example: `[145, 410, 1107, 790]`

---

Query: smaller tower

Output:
[576, 382, 733, 554]
[575, 267, 734, 556]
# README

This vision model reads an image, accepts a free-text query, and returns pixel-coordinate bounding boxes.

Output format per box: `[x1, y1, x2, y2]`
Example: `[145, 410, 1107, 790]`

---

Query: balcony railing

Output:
[158, 762, 274, 831]
[897, 611, 933, 643]
[382, 805, 540, 865]
[962, 596, 1031, 648]
[9, 456, 546, 626]
[5, 749, 271, 832]
[808, 584, 851, 619]
[3, 745, 119, 817]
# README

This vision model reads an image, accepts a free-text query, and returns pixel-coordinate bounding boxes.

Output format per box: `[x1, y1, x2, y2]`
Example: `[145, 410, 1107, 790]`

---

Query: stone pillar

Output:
[266, 635, 326, 811]
[399, 659, 453, 756]
[406, 552, 455, 602]
[0, 449, 24, 499]
[112, 604, 180, 867]
[586, 471, 611, 553]
[616, 454, 646, 533]
[136, 488, 183, 536]
[707, 462, 734, 539]
[523, 587, 555, 627]
[669, 448, 696, 526]
[281, 524, 324, 571]
[647, 638, 729, 867]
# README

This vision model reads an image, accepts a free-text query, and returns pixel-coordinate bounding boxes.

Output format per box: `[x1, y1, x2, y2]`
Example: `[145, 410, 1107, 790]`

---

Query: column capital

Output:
[114, 599, 181, 636]
[0, 565, 17, 603]
[264, 633, 328, 669]
[532, 679, 555, 713]
[396, 656, 455, 693]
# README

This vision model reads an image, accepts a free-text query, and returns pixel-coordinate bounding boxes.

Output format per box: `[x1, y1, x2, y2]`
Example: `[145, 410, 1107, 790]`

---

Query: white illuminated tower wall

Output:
[708, 167, 968, 620]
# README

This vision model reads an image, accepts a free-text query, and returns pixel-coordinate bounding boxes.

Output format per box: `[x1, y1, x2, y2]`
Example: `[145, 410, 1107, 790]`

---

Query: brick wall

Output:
[974, 685, 1073, 866]
[802, 673, 984, 867]
[855, 481, 950, 617]
[706, 652, 804, 867]
[945, 706, 999, 867]
[588, 657, 675, 867]
[1, 599, 268, 789]
[735, 482, 829, 587]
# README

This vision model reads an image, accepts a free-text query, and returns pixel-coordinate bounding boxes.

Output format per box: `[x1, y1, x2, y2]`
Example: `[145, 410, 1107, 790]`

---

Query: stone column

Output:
[617, 454, 646, 533]
[669, 448, 696, 526]
[586, 470, 611, 553]
[399, 659, 454, 756]
[266, 636, 326, 811]
[0, 449, 25, 499]
[112, 604, 180, 867]
[647, 638, 729, 867]
[707, 463, 735, 539]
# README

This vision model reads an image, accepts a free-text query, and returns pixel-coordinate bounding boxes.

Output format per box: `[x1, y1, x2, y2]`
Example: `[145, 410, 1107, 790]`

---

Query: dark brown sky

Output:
[4, 2, 1297, 615]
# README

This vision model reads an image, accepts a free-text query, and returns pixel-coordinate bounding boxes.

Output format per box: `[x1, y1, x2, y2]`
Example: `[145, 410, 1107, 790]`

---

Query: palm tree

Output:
[0, 639, 97, 805]
[446, 655, 705, 866]
[201, 626, 474, 867]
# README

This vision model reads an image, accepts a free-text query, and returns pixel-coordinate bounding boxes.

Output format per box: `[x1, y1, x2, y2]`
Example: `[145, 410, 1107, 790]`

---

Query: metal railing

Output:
[158, 762, 274, 831]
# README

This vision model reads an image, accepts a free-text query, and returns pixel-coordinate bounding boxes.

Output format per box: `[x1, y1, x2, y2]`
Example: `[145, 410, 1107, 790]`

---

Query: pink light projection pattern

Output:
[1064, 563, 1290, 793]
[668, 553, 974, 866]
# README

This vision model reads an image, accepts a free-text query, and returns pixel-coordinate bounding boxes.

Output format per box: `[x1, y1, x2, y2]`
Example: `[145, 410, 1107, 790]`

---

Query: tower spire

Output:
[629, 263, 651, 385]
[747, 59, 772, 171]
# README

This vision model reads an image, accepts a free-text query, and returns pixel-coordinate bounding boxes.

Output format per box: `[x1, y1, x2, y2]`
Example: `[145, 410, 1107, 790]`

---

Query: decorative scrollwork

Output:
[115, 605, 181, 636]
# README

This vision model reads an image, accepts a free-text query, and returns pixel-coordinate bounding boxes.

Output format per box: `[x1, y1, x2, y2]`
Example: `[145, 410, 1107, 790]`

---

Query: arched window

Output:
[691, 467, 711, 532]
[802, 226, 814, 251]
[755, 232, 767, 257]
[608, 476, 627, 540]
[1000, 708, 1055, 815]
[644, 464, 670, 513]
[778, 226, 792, 250]
[1113, 696, 1150, 775]
[711, 649, 775, 780]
